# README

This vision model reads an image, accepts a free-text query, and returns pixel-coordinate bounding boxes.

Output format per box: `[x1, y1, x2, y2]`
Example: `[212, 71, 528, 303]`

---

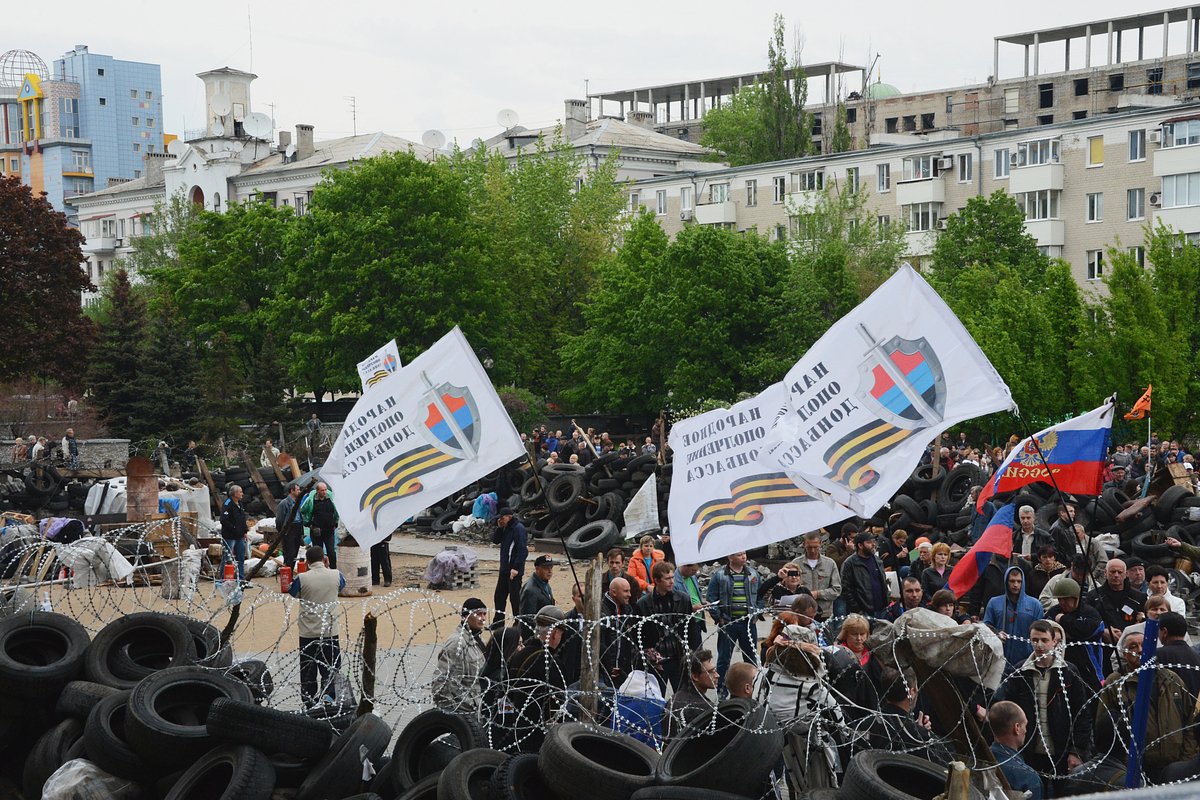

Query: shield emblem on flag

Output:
[382, 353, 399, 373]
[857, 335, 946, 430]
[419, 383, 482, 460]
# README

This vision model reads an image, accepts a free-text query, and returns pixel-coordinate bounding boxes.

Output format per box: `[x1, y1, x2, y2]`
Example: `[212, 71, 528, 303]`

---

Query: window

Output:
[745, 180, 757, 207]
[845, 107, 857, 124]
[945, 96, 954, 114]
[97, 261, 104, 279]
[147, 118, 154, 128]
[1038, 114, 1054, 126]
[792, 169, 824, 191]
[921, 113, 935, 130]
[99, 97, 107, 106]
[772, 177, 785, 203]
[877, 214, 891, 228]
[656, 189, 667, 215]
[708, 183, 729, 203]
[1073, 110, 1088, 120]
[1128, 188, 1145, 221]
[1087, 250, 1104, 281]
[1129, 246, 1146, 267]
[132, 117, 139, 126]
[1163, 120, 1200, 148]
[811, 114, 823, 136]
[1038, 83, 1053, 108]
[1109, 73, 1125, 91]
[877, 163, 891, 192]
[133, 169, 141, 178]
[1038, 246, 1062, 258]
[902, 155, 935, 181]
[146, 90, 153, 99]
[146, 144, 154, 153]
[1148, 67, 1164, 95]
[58, 98, 80, 138]
[1188, 63, 1200, 90]
[906, 203, 940, 232]
[1087, 136, 1104, 166]
[130, 89, 138, 98]
[1086, 192, 1104, 222]
[628, 191, 640, 211]
[70, 150, 89, 168]
[1129, 129, 1146, 161]
[994, 149, 1010, 178]
[773, 224, 786, 242]
[846, 167, 859, 193]
[957, 154, 972, 183]
[1161, 172, 1200, 208]
[97, 68, 105, 76]
[133, 143, 140, 152]
[294, 194, 306, 215]
[1018, 190, 1060, 220]
[885, 117, 898, 134]
[1014, 138, 1060, 166]
[8, 158, 16, 171]
[1004, 88, 1019, 114]
[902, 115, 917, 132]
[1074, 78, 1090, 96]
[681, 186, 694, 211]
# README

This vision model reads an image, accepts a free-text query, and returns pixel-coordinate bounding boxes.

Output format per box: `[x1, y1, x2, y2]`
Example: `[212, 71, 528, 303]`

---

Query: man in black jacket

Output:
[869, 668, 952, 764]
[635, 561, 702, 692]
[995, 619, 1092, 790]
[505, 605, 567, 753]
[220, 485, 249, 583]
[490, 507, 528, 628]
[1157, 611, 1200, 703]
[841, 532, 888, 618]
[1085, 557, 1146, 672]
[601, 576, 637, 684]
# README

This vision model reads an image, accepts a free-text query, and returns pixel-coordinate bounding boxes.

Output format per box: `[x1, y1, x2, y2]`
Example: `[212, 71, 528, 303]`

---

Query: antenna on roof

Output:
[345, 96, 357, 136]
[421, 129, 446, 150]
[243, 111, 273, 140]
[497, 109, 519, 130]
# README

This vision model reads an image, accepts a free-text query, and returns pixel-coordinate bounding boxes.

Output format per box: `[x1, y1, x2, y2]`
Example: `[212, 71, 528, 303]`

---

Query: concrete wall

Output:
[0, 438, 129, 469]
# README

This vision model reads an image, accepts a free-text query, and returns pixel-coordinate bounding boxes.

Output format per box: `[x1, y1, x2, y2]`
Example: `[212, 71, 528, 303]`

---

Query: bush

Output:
[498, 386, 548, 434]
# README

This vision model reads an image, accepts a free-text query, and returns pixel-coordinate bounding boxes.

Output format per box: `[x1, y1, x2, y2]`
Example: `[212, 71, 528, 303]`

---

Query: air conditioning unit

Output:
[936, 219, 948, 230]
[1009, 152, 1020, 168]
[680, 209, 694, 221]
[937, 156, 954, 171]
[1149, 191, 1162, 207]
[113, 238, 123, 247]
[1149, 129, 1162, 144]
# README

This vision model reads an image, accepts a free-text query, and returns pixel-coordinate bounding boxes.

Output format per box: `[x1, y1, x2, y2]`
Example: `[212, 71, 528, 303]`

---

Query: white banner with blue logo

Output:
[326, 328, 526, 548]
[757, 264, 1014, 516]
[357, 339, 403, 393]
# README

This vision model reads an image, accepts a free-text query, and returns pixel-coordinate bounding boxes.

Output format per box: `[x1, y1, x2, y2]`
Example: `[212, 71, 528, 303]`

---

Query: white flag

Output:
[622, 472, 659, 540]
[758, 264, 1013, 516]
[667, 383, 855, 565]
[357, 339, 403, 393]
[324, 328, 525, 548]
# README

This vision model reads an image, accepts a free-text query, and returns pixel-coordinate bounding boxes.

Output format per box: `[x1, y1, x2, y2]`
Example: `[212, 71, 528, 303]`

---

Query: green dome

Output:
[867, 81, 901, 99]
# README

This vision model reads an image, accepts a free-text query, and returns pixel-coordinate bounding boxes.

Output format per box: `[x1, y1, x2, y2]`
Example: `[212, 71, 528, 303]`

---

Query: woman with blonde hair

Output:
[921, 542, 953, 599]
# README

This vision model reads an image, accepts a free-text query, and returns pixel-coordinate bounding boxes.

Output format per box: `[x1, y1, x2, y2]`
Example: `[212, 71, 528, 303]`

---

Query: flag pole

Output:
[1140, 413, 1153, 499]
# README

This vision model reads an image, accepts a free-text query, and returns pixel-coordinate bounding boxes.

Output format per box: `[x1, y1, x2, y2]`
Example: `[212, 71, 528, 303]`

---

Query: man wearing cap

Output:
[840, 531, 888, 619]
[519, 555, 556, 619]
[431, 598, 490, 712]
[491, 507, 528, 627]
[506, 605, 567, 752]
[1043, 576, 1105, 690]
[1126, 557, 1149, 597]
[1103, 463, 1128, 492]
[788, 532, 840, 620]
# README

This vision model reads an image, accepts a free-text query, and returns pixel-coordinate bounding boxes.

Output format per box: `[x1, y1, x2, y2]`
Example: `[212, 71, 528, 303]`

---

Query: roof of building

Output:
[496, 116, 710, 158]
[73, 173, 165, 201]
[589, 61, 864, 105]
[996, 4, 1200, 46]
[237, 131, 434, 177]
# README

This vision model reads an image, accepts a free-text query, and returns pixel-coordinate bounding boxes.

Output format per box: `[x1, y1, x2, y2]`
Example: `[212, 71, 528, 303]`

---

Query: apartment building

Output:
[630, 103, 1200, 287]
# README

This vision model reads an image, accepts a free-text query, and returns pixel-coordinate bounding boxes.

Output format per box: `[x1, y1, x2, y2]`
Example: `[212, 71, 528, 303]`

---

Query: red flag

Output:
[1124, 385, 1152, 421]
[949, 503, 1015, 598]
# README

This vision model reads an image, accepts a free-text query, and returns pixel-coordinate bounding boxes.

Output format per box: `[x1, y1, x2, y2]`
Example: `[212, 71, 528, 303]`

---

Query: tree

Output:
[130, 300, 202, 446]
[279, 151, 497, 395]
[699, 15, 811, 165]
[562, 213, 788, 413]
[127, 190, 200, 280]
[198, 331, 248, 445]
[829, 103, 852, 153]
[86, 269, 146, 436]
[1145, 224, 1200, 433]
[0, 176, 94, 387]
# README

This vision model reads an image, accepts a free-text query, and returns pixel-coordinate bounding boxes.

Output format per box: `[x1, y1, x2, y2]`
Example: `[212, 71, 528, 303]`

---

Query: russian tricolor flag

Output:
[976, 398, 1116, 512]
[949, 502, 1016, 598]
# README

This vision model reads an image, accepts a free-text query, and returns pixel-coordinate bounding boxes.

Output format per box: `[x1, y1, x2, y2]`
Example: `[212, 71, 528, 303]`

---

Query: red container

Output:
[223, 563, 236, 582]
[297, 558, 308, 574]
[279, 565, 293, 593]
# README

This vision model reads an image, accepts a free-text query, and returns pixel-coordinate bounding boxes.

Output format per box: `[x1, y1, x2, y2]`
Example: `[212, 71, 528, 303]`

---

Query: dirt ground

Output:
[36, 550, 589, 655]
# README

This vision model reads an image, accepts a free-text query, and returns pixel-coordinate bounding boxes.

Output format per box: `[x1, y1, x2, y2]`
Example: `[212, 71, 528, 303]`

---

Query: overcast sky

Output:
[15, 0, 1170, 146]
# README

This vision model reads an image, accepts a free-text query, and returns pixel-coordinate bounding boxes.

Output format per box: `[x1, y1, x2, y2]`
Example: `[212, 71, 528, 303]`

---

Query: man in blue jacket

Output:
[705, 550, 761, 696]
[983, 565, 1043, 669]
[491, 507, 527, 628]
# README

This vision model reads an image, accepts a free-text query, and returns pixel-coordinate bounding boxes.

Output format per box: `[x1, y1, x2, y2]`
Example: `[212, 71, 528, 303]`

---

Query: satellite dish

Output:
[166, 139, 188, 157]
[421, 129, 446, 150]
[211, 93, 232, 116]
[497, 109, 520, 129]
[211, 119, 225, 137]
[243, 112, 273, 140]
[285, 142, 296, 159]
[470, 138, 484, 151]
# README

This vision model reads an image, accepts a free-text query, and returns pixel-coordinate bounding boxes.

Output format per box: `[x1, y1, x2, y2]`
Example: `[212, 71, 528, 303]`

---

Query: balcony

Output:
[62, 165, 93, 178]
[1023, 219, 1066, 247]
[905, 230, 938, 256]
[82, 237, 120, 254]
[694, 200, 738, 225]
[787, 190, 822, 213]
[1154, 205, 1200, 234]
[895, 177, 945, 206]
[1009, 163, 1064, 194]
[1153, 144, 1200, 178]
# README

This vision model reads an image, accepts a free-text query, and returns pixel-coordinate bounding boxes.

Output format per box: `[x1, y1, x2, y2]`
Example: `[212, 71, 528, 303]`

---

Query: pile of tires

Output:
[883, 463, 985, 542]
[208, 464, 295, 518]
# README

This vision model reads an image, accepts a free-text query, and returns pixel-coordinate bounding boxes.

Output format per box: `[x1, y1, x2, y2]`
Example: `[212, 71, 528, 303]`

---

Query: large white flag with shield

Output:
[324, 328, 525, 548]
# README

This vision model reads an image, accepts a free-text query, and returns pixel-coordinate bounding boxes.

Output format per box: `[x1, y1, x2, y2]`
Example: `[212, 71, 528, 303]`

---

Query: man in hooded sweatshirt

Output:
[983, 565, 1044, 670]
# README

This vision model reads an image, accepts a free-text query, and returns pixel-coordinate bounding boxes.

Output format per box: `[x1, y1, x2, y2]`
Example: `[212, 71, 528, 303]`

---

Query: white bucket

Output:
[338, 544, 372, 596]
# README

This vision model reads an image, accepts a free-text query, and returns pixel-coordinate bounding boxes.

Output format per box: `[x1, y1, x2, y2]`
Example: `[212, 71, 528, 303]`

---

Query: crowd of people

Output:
[521, 423, 664, 467]
[421, 433, 1200, 796]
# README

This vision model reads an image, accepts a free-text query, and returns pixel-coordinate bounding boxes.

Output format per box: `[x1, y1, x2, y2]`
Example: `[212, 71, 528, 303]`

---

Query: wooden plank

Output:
[126, 456, 159, 522]
[578, 552, 605, 721]
[271, 453, 289, 484]
[241, 454, 277, 514]
[195, 456, 223, 515]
